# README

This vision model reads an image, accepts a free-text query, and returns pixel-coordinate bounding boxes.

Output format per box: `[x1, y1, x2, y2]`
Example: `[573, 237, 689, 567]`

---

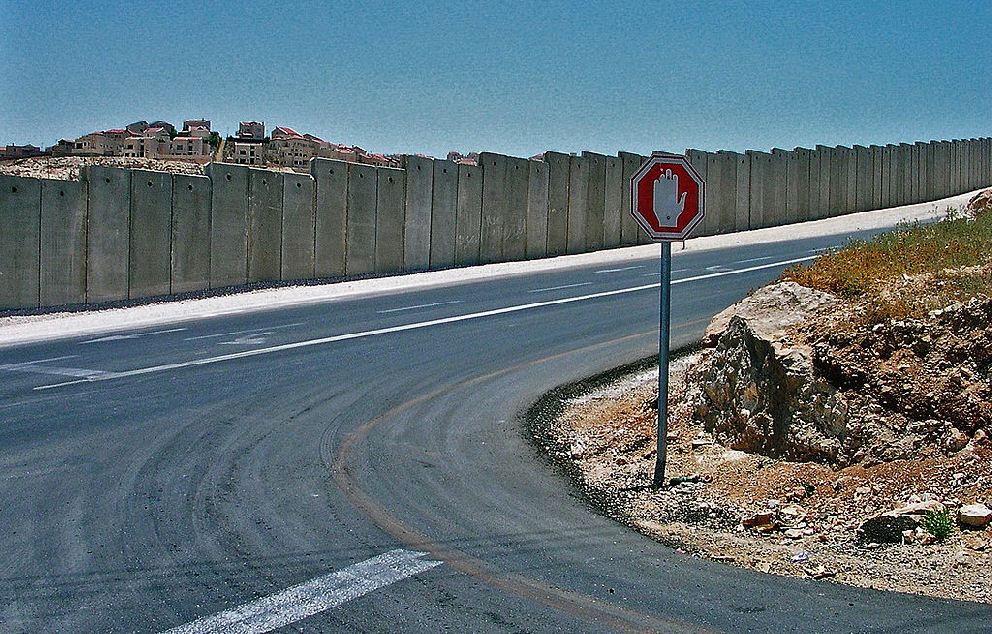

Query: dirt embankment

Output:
[532, 255, 992, 605]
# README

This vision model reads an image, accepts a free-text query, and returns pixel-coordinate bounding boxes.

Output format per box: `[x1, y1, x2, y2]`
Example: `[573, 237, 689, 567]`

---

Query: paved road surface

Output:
[1, 224, 989, 632]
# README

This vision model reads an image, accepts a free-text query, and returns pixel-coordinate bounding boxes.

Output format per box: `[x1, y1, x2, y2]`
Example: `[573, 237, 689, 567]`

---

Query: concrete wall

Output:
[3, 136, 991, 311]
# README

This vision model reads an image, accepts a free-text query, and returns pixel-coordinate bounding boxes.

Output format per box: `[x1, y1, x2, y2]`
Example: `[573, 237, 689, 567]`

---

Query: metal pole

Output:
[654, 241, 672, 487]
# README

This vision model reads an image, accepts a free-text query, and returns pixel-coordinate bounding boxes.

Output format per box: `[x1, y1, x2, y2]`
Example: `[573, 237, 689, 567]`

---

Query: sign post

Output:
[629, 152, 704, 486]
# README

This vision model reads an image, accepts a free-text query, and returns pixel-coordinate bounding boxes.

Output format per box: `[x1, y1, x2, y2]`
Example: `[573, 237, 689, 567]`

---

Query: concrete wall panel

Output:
[619, 152, 644, 245]
[430, 159, 458, 269]
[703, 152, 724, 235]
[375, 166, 405, 274]
[248, 169, 283, 283]
[733, 151, 751, 229]
[566, 154, 588, 253]
[171, 174, 211, 294]
[793, 148, 812, 222]
[346, 162, 377, 276]
[746, 151, 767, 228]
[402, 155, 433, 271]
[845, 147, 858, 212]
[82, 166, 130, 302]
[853, 146, 872, 212]
[685, 149, 711, 236]
[0, 175, 41, 309]
[603, 155, 622, 247]
[870, 145, 884, 209]
[205, 163, 249, 288]
[503, 155, 529, 260]
[772, 149, 797, 225]
[715, 151, 741, 232]
[545, 151, 571, 254]
[814, 146, 831, 219]
[129, 169, 173, 298]
[282, 172, 315, 280]
[768, 150, 788, 225]
[479, 152, 507, 263]
[828, 146, 849, 216]
[526, 159, 550, 259]
[454, 163, 482, 266]
[311, 158, 348, 278]
[40, 179, 87, 306]
[582, 151, 607, 250]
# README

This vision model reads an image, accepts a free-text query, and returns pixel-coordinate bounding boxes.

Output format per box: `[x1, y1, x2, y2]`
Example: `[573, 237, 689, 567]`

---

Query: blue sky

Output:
[3, 0, 990, 158]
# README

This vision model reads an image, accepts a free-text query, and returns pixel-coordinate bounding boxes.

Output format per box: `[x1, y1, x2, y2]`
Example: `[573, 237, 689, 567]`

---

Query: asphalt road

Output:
[1, 227, 989, 633]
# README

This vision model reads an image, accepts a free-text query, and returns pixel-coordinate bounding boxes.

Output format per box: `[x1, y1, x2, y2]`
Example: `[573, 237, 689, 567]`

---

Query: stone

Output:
[944, 427, 970, 453]
[784, 528, 804, 539]
[742, 512, 775, 528]
[702, 281, 839, 347]
[891, 500, 945, 517]
[858, 513, 919, 543]
[958, 504, 992, 528]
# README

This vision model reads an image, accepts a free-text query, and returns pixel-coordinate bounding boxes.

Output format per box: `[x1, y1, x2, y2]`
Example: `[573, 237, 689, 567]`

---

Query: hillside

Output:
[532, 191, 992, 603]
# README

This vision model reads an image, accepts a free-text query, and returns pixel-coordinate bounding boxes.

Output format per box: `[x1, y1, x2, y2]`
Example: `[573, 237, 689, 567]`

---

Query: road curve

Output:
[1, 218, 989, 632]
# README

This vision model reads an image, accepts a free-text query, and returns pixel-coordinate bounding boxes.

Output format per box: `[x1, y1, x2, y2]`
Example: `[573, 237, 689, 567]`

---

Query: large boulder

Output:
[693, 282, 851, 464]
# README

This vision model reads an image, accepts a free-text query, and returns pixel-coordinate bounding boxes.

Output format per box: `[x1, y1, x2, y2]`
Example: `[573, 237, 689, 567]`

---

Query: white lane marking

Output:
[159, 549, 442, 634]
[528, 282, 592, 293]
[733, 256, 774, 264]
[34, 254, 817, 391]
[82, 334, 140, 344]
[82, 328, 186, 345]
[376, 301, 465, 314]
[184, 323, 306, 342]
[0, 359, 114, 379]
[219, 333, 272, 346]
[594, 265, 644, 274]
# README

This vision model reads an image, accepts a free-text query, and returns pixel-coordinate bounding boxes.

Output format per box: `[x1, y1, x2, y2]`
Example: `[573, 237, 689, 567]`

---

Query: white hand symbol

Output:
[652, 169, 687, 228]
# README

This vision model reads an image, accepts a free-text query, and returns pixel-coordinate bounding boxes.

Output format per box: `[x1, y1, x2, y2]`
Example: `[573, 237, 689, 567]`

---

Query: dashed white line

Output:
[376, 301, 464, 314]
[528, 282, 592, 293]
[595, 265, 644, 274]
[33, 254, 817, 391]
[733, 256, 774, 264]
[159, 549, 442, 634]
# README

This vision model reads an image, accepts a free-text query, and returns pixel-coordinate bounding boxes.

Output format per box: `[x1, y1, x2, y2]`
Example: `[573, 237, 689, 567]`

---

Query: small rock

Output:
[958, 504, 992, 528]
[784, 528, 804, 540]
[944, 427, 970, 453]
[691, 438, 713, 449]
[859, 514, 919, 543]
[806, 565, 836, 579]
[833, 475, 854, 491]
[742, 512, 775, 528]
[891, 500, 945, 517]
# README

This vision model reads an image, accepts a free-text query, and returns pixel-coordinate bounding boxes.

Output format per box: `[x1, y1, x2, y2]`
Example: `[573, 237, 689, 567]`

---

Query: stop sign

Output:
[630, 152, 705, 241]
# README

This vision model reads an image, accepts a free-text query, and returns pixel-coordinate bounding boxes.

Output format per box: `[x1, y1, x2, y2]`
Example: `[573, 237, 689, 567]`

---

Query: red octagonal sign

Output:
[630, 152, 705, 241]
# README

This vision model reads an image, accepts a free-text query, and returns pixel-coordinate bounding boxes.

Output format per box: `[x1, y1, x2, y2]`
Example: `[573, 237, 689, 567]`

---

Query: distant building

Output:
[183, 119, 211, 131]
[74, 129, 127, 156]
[47, 139, 75, 157]
[238, 121, 265, 140]
[1, 144, 45, 159]
[447, 151, 479, 165]
[232, 139, 266, 165]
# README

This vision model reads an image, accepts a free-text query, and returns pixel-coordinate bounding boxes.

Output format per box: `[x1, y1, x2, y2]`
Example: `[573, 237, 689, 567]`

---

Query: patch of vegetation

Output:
[919, 508, 955, 541]
[781, 209, 992, 323]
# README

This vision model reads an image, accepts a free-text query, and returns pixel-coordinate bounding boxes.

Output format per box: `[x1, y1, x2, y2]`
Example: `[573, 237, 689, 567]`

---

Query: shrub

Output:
[919, 508, 955, 541]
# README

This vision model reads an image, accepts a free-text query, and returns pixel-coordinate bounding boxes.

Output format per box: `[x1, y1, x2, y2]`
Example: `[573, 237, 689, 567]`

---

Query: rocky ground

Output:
[532, 276, 992, 605]
[0, 156, 212, 180]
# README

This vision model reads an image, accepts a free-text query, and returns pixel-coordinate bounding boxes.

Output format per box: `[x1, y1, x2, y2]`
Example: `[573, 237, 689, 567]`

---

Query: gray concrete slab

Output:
[374, 166, 405, 274]
[845, 146, 858, 213]
[581, 151, 607, 250]
[566, 154, 588, 253]
[771, 149, 796, 225]
[716, 151, 742, 232]
[454, 162, 482, 266]
[702, 151, 723, 235]
[346, 162, 377, 276]
[248, 168, 284, 283]
[171, 174, 211, 294]
[746, 151, 767, 228]
[685, 149, 711, 236]
[768, 149, 788, 226]
[879, 145, 893, 208]
[402, 155, 433, 271]
[430, 159, 458, 269]
[854, 145, 872, 212]
[790, 147, 810, 222]
[814, 146, 831, 220]
[39, 179, 87, 307]
[129, 169, 173, 299]
[526, 159, 550, 259]
[82, 165, 130, 302]
[733, 151, 752, 229]
[478, 152, 507, 263]
[870, 145, 884, 210]
[311, 158, 349, 278]
[281, 172, 315, 281]
[545, 151, 571, 254]
[204, 163, 249, 288]
[618, 152, 644, 245]
[503, 155, 529, 261]
[909, 142, 921, 203]
[899, 144, 913, 205]
[0, 175, 41, 309]
[828, 146, 849, 216]
[603, 155, 622, 247]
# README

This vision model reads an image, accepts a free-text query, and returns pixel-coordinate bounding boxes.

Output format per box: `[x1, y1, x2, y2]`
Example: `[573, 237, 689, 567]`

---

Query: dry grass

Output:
[782, 209, 992, 323]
